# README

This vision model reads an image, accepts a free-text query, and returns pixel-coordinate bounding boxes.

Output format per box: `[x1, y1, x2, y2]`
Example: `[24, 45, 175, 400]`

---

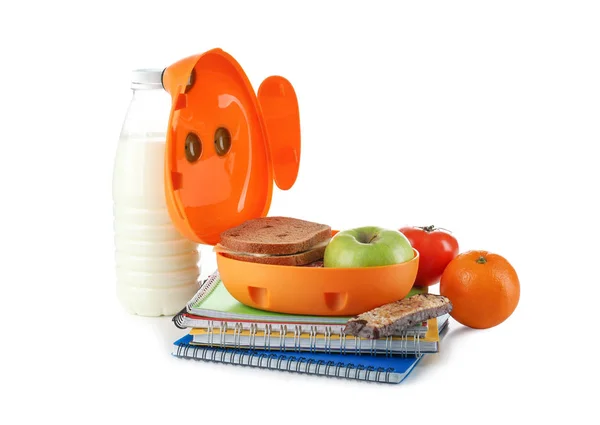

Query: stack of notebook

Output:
[172, 271, 450, 384]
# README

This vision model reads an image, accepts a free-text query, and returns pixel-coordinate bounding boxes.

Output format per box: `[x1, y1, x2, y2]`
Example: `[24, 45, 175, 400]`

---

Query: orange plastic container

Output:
[216, 248, 419, 316]
[161, 48, 419, 316]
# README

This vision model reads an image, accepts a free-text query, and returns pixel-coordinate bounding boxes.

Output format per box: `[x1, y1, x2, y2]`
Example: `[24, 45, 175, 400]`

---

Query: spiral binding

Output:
[176, 312, 430, 336]
[207, 321, 214, 346]
[308, 326, 317, 353]
[279, 325, 287, 351]
[249, 323, 258, 349]
[219, 322, 227, 347]
[172, 308, 188, 329]
[293, 325, 301, 351]
[264, 324, 272, 350]
[339, 330, 347, 355]
[172, 272, 220, 329]
[344, 363, 354, 379]
[184, 272, 221, 312]
[194, 324, 428, 356]
[234, 324, 242, 349]
[324, 327, 332, 353]
[174, 341, 401, 383]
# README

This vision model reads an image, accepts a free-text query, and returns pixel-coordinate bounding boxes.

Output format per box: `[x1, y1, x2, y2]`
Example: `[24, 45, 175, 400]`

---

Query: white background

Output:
[1, 1, 599, 424]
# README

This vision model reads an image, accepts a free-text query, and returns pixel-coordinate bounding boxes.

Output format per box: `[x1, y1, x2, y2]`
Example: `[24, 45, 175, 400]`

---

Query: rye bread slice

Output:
[344, 294, 452, 339]
[220, 245, 326, 266]
[220, 216, 331, 255]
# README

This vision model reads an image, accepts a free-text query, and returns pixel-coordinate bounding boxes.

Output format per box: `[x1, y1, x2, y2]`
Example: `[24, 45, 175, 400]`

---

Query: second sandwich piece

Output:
[215, 217, 332, 266]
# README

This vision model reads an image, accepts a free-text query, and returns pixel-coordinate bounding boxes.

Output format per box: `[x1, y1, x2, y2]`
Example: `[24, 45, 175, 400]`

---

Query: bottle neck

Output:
[120, 86, 172, 141]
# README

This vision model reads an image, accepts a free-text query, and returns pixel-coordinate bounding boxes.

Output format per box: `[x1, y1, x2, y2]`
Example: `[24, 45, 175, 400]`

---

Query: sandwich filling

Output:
[213, 238, 331, 258]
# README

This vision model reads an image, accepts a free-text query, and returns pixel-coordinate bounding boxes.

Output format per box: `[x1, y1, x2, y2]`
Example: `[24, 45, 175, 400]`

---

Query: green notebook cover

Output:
[185, 272, 351, 324]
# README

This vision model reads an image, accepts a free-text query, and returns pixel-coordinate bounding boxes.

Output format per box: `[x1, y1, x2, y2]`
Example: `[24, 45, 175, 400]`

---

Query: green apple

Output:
[406, 286, 427, 297]
[323, 226, 414, 268]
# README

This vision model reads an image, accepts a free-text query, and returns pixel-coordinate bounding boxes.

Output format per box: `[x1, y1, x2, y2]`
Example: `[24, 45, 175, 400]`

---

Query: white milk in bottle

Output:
[113, 69, 200, 316]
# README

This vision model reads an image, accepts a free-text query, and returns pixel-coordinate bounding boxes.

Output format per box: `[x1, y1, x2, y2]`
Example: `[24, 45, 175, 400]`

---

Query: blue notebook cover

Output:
[172, 334, 424, 384]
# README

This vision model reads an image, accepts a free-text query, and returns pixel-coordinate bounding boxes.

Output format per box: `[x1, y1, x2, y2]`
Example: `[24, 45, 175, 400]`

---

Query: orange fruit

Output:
[440, 250, 520, 329]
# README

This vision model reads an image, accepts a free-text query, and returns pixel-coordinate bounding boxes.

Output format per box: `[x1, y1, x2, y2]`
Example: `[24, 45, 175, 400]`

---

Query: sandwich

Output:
[215, 216, 332, 266]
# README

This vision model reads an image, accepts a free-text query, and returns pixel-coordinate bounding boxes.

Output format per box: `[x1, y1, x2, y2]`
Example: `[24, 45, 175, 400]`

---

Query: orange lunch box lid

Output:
[161, 48, 301, 245]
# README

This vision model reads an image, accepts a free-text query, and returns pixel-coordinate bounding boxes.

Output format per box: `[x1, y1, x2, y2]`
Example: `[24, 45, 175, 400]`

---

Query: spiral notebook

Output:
[174, 271, 430, 337]
[172, 334, 425, 384]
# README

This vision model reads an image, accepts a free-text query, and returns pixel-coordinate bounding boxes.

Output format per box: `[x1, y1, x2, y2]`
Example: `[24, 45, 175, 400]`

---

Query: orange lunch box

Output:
[216, 245, 419, 316]
[161, 48, 418, 316]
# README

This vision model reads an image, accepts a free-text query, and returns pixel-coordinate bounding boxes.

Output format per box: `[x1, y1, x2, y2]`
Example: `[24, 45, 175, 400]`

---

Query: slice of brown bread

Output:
[344, 294, 452, 339]
[220, 216, 332, 255]
[220, 245, 326, 266]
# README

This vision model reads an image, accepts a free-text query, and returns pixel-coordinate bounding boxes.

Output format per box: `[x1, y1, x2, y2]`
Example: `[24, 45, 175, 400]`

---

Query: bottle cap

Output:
[131, 68, 163, 89]
[161, 49, 301, 245]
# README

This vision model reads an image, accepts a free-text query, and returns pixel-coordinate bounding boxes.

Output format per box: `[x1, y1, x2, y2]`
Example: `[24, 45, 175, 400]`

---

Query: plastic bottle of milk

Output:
[112, 69, 200, 316]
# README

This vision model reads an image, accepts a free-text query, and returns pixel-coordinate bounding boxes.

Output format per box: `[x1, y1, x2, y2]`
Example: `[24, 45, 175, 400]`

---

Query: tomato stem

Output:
[476, 256, 487, 264]
[417, 225, 453, 234]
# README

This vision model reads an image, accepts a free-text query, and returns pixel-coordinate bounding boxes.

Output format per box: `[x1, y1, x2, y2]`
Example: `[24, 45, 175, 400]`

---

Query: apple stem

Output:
[368, 234, 378, 243]
[476, 256, 487, 264]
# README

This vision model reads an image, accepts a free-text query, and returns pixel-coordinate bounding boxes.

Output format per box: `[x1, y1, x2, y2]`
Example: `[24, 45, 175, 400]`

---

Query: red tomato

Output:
[399, 225, 459, 287]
